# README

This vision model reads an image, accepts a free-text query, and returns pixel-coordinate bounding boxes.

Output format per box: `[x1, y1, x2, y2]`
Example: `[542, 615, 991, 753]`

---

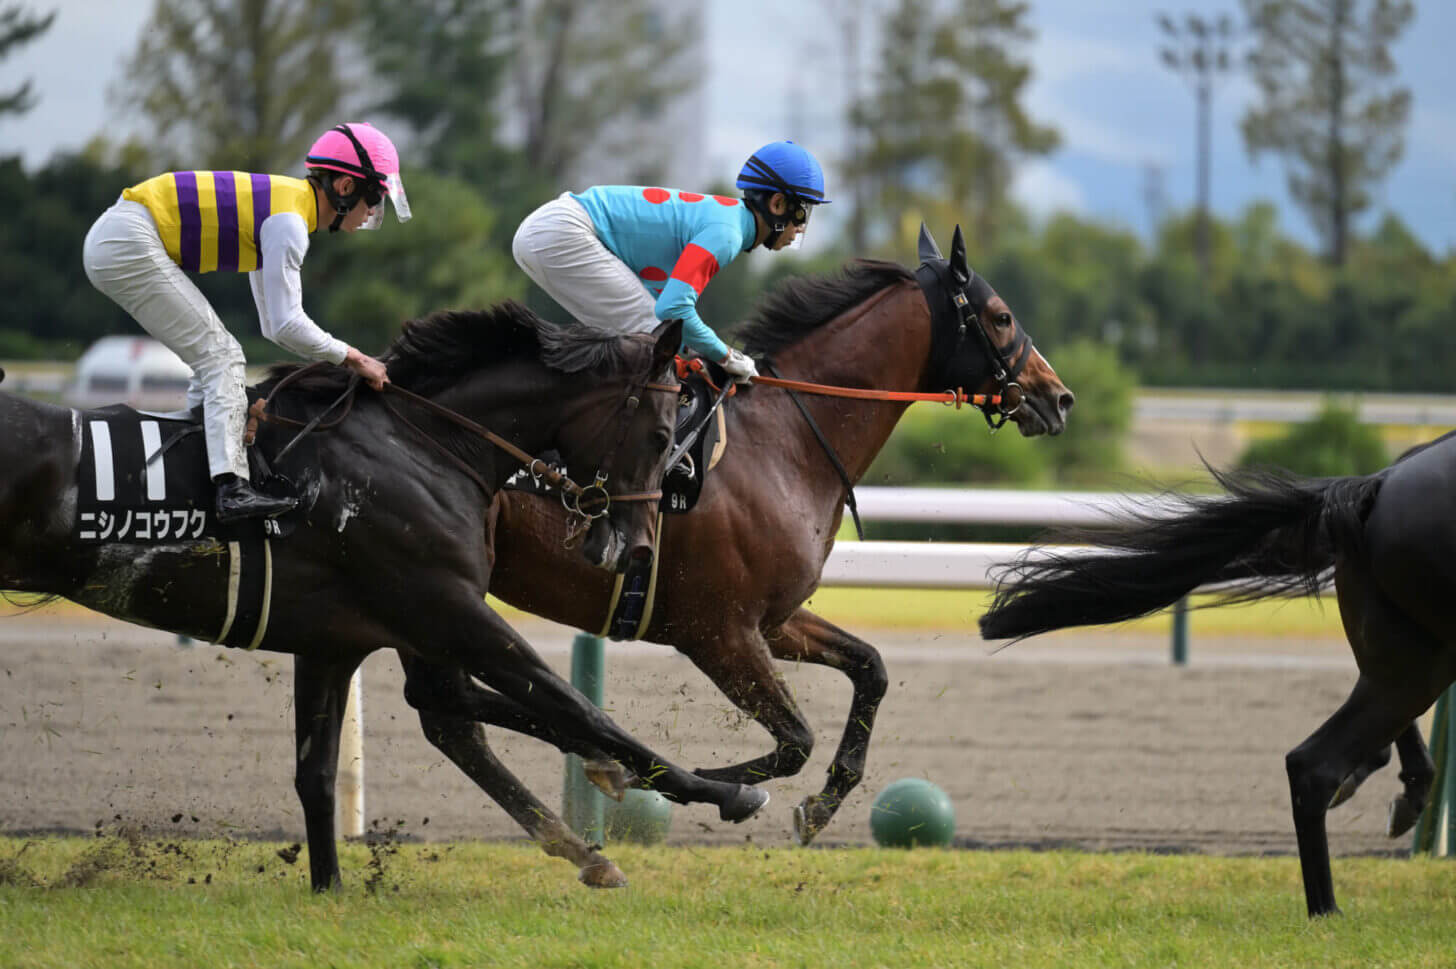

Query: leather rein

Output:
[246, 361, 679, 523]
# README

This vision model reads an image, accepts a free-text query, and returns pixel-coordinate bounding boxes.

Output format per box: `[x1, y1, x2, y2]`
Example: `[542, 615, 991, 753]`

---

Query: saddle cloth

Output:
[74, 402, 296, 544]
[74, 403, 290, 650]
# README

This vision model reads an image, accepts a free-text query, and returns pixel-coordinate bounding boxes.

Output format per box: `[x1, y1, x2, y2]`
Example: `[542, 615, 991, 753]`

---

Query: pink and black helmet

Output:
[305, 122, 411, 231]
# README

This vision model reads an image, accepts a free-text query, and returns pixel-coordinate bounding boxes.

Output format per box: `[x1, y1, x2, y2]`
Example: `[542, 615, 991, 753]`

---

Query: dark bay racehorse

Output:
[978, 440, 1456, 917]
[0, 304, 771, 891]
[384, 227, 1074, 878]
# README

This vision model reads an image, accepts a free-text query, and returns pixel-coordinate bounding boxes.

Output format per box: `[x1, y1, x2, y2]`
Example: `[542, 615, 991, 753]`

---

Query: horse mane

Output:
[259, 300, 629, 398]
[735, 259, 915, 358]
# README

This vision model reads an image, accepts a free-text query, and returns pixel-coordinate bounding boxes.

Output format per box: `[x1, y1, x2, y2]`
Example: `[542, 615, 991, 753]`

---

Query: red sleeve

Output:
[669, 244, 721, 294]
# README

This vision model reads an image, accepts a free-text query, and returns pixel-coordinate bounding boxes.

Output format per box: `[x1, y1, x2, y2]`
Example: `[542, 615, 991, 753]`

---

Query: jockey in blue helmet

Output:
[512, 140, 830, 384]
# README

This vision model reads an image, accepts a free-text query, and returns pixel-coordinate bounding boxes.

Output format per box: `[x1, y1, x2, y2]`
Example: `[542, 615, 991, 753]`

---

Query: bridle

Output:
[246, 361, 680, 535]
[915, 256, 1032, 432]
[731, 251, 1037, 540]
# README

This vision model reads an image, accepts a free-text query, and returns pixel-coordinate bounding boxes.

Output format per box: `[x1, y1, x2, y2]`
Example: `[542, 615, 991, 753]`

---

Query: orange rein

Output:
[673, 355, 998, 408]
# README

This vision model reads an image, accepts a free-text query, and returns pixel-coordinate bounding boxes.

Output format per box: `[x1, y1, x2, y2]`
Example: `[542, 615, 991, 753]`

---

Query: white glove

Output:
[721, 348, 759, 384]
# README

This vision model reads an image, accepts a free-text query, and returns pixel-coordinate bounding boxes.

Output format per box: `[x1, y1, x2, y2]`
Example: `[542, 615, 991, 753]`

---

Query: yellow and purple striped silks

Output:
[121, 172, 318, 273]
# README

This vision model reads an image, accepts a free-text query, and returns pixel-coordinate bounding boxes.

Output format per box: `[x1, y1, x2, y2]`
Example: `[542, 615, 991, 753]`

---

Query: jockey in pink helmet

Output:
[82, 122, 405, 523]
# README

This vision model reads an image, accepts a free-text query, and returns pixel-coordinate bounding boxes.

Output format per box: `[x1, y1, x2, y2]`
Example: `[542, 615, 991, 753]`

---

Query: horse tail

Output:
[979, 465, 1385, 641]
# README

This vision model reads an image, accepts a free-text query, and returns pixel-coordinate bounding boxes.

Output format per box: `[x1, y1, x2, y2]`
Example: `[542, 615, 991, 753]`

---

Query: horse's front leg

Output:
[767, 609, 888, 845]
[293, 652, 366, 893]
[400, 655, 626, 887]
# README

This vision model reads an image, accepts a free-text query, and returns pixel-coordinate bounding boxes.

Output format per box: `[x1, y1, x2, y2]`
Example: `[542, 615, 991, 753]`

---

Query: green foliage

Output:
[1238, 399, 1389, 477]
[864, 403, 1054, 488]
[1241, 0, 1414, 266]
[1035, 340, 1135, 484]
[301, 171, 523, 354]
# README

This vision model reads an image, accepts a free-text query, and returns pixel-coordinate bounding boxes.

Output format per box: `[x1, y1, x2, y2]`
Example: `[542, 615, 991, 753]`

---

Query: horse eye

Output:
[996, 312, 1013, 328]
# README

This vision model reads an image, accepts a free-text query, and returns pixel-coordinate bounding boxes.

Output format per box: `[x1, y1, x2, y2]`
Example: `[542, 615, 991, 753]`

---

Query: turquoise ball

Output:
[870, 778, 956, 848]
[604, 789, 674, 845]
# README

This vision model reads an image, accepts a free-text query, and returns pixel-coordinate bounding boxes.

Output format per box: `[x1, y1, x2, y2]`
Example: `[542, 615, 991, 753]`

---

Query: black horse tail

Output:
[979, 465, 1385, 641]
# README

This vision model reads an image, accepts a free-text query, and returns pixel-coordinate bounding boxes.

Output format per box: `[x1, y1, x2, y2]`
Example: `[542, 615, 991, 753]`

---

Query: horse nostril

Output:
[1059, 392, 1075, 415]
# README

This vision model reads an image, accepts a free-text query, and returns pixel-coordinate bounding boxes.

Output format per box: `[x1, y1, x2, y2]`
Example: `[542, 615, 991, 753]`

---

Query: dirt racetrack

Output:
[0, 605, 1411, 860]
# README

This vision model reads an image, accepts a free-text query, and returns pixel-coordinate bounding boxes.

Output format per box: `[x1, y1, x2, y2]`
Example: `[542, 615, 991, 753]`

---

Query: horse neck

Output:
[757, 282, 932, 483]
[434, 364, 570, 483]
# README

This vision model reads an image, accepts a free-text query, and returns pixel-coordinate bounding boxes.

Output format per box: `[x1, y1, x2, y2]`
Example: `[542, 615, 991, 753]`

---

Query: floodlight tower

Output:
[1157, 12, 1236, 281]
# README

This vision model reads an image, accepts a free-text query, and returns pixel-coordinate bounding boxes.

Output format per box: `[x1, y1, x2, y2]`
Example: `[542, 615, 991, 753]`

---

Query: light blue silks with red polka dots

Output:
[570, 186, 758, 362]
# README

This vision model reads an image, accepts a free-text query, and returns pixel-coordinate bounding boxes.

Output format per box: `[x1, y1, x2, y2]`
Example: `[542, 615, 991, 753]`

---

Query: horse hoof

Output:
[583, 760, 632, 802]
[578, 860, 628, 889]
[1387, 794, 1421, 838]
[718, 784, 769, 823]
[792, 794, 837, 846]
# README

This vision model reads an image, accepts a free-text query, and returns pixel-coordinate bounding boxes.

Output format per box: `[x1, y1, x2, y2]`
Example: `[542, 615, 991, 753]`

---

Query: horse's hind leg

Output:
[416, 597, 768, 822]
[1325, 721, 1434, 839]
[400, 655, 627, 886]
[293, 652, 366, 892]
[1388, 723, 1435, 837]
[766, 609, 888, 845]
[401, 656, 635, 799]
[417, 711, 627, 889]
[1285, 673, 1425, 917]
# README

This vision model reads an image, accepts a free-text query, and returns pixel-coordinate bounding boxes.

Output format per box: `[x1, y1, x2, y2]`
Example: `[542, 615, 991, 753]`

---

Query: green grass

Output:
[1, 837, 1452, 968]
[796, 585, 1346, 638]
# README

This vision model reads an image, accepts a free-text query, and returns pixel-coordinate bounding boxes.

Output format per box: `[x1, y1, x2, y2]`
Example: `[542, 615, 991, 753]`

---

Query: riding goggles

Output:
[360, 172, 412, 231]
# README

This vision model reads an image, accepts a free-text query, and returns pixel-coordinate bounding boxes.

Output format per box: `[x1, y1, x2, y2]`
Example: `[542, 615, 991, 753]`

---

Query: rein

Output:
[749, 375, 1001, 408]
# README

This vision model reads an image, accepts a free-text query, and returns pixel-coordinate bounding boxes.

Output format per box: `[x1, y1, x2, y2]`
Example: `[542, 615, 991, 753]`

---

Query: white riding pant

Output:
[83, 199, 250, 480]
[512, 193, 659, 336]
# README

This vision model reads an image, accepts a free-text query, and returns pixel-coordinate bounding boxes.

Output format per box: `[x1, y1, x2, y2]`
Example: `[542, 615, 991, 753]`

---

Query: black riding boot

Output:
[214, 474, 297, 523]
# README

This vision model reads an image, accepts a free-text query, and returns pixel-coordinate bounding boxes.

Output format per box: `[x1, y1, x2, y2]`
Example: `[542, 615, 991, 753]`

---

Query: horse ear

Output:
[949, 225, 970, 284]
[650, 318, 684, 366]
[917, 222, 943, 263]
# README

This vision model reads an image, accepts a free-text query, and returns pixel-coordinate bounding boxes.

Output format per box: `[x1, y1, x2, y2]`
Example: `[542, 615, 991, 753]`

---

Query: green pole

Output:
[1412, 686, 1456, 857]
[1170, 597, 1189, 666]
[562, 632, 605, 842]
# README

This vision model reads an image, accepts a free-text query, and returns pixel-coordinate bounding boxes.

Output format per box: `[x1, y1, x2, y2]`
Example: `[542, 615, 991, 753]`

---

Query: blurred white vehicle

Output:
[64, 336, 193, 412]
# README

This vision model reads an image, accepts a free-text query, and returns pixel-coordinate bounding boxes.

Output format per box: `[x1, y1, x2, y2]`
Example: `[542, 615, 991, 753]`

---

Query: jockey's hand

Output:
[721, 348, 759, 384]
[345, 347, 390, 390]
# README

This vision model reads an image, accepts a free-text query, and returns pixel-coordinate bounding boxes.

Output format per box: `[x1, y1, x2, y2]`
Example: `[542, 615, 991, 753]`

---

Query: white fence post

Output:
[337, 671, 365, 838]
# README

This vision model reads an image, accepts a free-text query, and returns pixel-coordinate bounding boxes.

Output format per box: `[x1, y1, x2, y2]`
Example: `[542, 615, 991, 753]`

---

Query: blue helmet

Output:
[736, 141, 831, 204]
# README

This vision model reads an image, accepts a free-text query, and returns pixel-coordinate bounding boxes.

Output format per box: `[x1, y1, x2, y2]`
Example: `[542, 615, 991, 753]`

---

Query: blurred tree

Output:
[0, 3, 54, 117]
[508, 1, 697, 188]
[846, 0, 1058, 256]
[355, 0, 515, 189]
[110, 0, 355, 171]
[1238, 398, 1387, 475]
[1240, 0, 1413, 267]
[1155, 11, 1235, 281]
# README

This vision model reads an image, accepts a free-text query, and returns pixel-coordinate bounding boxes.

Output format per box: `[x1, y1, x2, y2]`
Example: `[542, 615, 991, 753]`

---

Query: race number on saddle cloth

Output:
[82, 122, 407, 525]
[512, 140, 829, 384]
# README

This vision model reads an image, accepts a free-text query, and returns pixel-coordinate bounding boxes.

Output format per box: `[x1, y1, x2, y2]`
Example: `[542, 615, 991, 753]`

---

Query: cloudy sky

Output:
[5, 0, 1454, 254]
